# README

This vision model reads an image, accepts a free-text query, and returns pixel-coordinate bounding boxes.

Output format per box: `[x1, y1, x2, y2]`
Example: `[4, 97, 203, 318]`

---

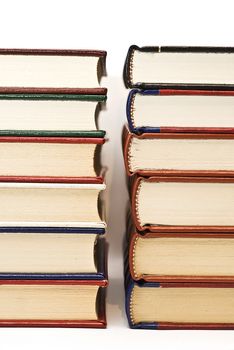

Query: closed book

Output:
[0, 48, 106, 88]
[0, 231, 106, 280]
[131, 176, 234, 233]
[128, 231, 234, 283]
[127, 89, 234, 134]
[123, 126, 234, 177]
[0, 136, 105, 178]
[124, 45, 234, 90]
[0, 278, 107, 328]
[0, 87, 107, 136]
[125, 278, 234, 329]
[0, 178, 106, 229]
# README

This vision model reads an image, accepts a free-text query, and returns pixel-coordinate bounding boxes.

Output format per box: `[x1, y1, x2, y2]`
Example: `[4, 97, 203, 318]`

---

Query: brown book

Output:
[123, 125, 234, 177]
[131, 175, 234, 232]
[129, 231, 234, 283]
[0, 48, 106, 89]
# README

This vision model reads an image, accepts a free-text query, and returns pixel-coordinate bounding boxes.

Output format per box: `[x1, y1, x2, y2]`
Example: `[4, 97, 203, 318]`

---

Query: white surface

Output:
[1, 0, 234, 348]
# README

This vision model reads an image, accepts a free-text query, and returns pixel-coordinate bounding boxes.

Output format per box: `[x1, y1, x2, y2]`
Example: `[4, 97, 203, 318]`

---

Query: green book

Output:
[0, 130, 106, 138]
[0, 92, 107, 134]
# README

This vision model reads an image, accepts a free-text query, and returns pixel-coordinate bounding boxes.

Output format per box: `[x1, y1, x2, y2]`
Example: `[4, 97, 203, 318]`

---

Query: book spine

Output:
[123, 45, 139, 88]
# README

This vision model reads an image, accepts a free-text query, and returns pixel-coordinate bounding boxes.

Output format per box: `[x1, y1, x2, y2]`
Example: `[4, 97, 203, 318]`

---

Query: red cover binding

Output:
[0, 279, 107, 328]
[129, 231, 234, 283]
[123, 126, 234, 177]
[131, 175, 234, 233]
[0, 48, 106, 57]
[0, 176, 104, 184]
[0, 137, 105, 144]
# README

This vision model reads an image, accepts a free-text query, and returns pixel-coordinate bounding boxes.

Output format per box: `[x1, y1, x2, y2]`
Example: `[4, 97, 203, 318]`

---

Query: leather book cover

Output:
[129, 231, 234, 283]
[124, 45, 234, 90]
[0, 278, 107, 328]
[131, 175, 234, 233]
[127, 89, 234, 134]
[125, 278, 234, 329]
[123, 125, 234, 177]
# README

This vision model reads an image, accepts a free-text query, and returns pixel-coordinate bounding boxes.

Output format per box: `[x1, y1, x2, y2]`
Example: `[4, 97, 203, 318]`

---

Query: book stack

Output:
[0, 49, 108, 328]
[123, 45, 234, 329]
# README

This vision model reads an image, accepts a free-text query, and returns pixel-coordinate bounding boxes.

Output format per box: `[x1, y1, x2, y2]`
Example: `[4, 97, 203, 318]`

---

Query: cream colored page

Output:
[137, 181, 234, 226]
[133, 50, 234, 84]
[0, 55, 99, 87]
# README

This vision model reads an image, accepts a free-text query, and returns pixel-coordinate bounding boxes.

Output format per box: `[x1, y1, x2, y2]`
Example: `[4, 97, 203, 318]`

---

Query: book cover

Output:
[127, 89, 234, 134]
[131, 175, 234, 233]
[124, 45, 234, 90]
[125, 278, 234, 329]
[123, 126, 234, 177]
[0, 236, 107, 281]
[0, 278, 107, 328]
[128, 231, 234, 283]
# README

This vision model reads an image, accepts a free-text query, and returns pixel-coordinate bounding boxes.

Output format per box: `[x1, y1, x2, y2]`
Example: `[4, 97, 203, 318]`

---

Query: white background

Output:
[1, 0, 234, 348]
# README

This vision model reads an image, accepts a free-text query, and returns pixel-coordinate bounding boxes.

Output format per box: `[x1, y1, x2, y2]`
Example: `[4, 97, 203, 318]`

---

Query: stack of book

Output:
[123, 45, 234, 329]
[0, 49, 108, 328]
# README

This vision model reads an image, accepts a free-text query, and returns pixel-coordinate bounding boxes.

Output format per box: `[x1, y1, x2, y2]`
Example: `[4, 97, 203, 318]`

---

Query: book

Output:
[125, 279, 234, 329]
[128, 231, 234, 283]
[123, 126, 234, 176]
[124, 45, 234, 90]
[0, 179, 106, 228]
[0, 279, 107, 327]
[0, 88, 107, 136]
[0, 230, 106, 280]
[131, 176, 234, 232]
[0, 136, 104, 178]
[127, 89, 234, 134]
[0, 49, 106, 88]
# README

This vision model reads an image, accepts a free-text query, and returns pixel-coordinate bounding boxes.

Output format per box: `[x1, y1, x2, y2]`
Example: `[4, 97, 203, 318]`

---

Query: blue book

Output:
[0, 227, 106, 280]
[126, 88, 234, 134]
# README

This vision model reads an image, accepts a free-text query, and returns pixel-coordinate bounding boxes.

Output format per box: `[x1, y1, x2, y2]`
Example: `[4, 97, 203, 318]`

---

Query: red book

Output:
[0, 279, 107, 328]
[0, 136, 105, 179]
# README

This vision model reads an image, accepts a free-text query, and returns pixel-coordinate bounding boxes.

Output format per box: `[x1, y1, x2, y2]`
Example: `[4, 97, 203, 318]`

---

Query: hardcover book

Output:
[124, 45, 234, 90]
[125, 279, 234, 329]
[0, 279, 107, 328]
[0, 136, 105, 178]
[123, 126, 234, 176]
[0, 87, 107, 136]
[128, 231, 234, 283]
[131, 176, 234, 232]
[127, 89, 234, 134]
[0, 179, 106, 229]
[0, 230, 106, 280]
[0, 49, 106, 88]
